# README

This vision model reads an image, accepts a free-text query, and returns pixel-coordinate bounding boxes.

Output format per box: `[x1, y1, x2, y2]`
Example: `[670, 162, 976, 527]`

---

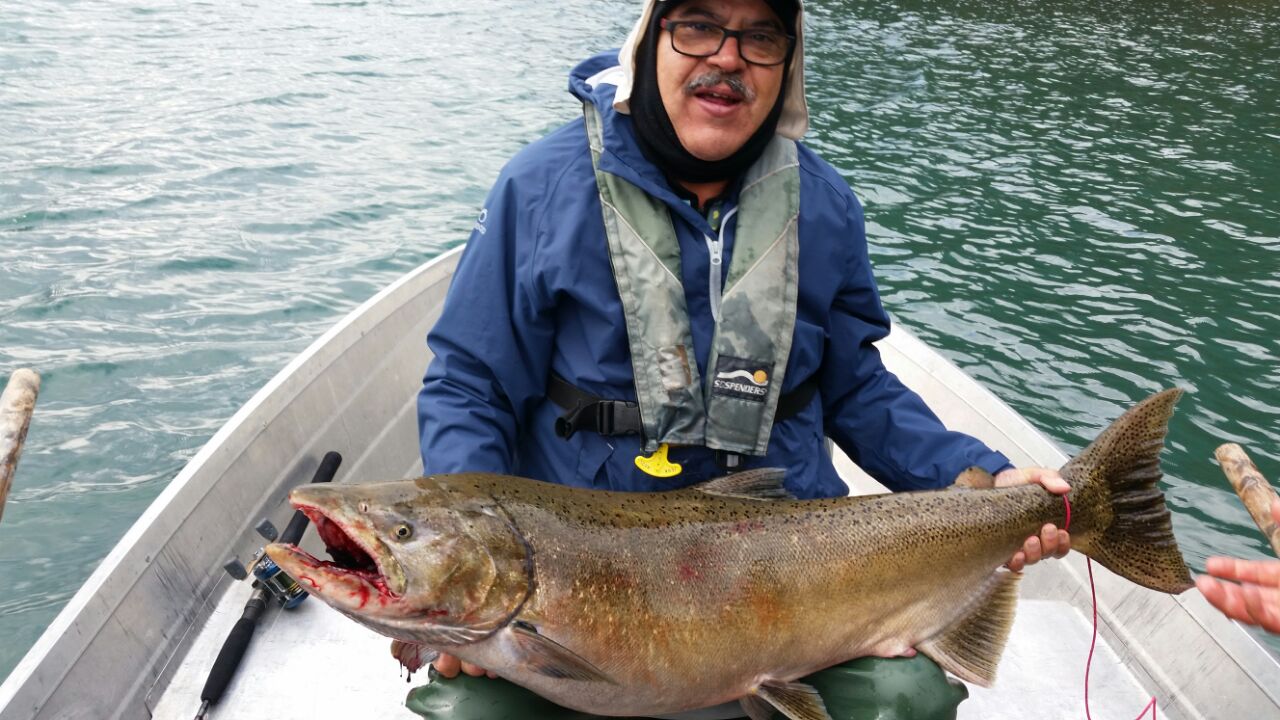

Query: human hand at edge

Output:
[995, 467, 1072, 572]
[433, 652, 498, 679]
[1196, 498, 1280, 634]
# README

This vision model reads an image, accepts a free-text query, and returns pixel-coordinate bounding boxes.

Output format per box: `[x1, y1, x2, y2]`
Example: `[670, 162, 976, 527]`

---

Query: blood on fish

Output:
[298, 574, 320, 590]
[676, 542, 711, 582]
[677, 562, 701, 582]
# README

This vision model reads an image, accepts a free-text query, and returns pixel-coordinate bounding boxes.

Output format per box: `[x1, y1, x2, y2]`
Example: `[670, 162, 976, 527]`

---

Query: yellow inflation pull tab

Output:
[635, 443, 682, 478]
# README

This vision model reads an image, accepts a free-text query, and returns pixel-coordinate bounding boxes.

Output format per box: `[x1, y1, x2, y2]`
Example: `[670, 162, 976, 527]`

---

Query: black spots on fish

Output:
[834, 489, 1049, 551]
[1064, 389, 1180, 491]
[490, 474, 851, 533]
[1058, 390, 1191, 592]
[390, 499, 419, 515]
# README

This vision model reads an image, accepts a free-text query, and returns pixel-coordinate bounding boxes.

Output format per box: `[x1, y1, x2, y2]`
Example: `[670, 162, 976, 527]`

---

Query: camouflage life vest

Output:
[582, 102, 801, 456]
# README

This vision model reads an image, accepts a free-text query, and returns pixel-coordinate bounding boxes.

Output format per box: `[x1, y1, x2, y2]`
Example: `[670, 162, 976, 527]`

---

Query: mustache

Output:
[684, 71, 756, 102]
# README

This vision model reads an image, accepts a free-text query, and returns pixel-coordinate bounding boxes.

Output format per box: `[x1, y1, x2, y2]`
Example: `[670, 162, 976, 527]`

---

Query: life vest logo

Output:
[712, 357, 773, 403]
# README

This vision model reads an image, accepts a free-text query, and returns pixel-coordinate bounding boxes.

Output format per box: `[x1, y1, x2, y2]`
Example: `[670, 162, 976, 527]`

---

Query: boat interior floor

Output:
[150, 580, 1148, 719]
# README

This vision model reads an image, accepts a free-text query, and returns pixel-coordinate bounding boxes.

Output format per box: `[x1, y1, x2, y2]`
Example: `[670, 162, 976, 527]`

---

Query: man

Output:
[417, 0, 1069, 689]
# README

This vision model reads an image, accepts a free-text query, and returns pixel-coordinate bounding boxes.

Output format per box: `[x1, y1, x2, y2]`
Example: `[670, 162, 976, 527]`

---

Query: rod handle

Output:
[199, 591, 267, 705]
[279, 451, 342, 545]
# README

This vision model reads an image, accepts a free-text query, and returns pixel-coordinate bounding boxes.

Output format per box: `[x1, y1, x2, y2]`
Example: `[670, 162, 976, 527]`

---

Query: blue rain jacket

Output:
[417, 51, 1012, 499]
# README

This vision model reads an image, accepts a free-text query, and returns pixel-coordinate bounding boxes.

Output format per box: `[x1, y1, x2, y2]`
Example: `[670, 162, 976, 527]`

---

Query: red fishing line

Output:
[1065, 495, 1158, 720]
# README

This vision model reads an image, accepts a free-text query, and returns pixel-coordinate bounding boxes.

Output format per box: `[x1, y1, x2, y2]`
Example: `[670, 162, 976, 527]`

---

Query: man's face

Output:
[656, 0, 787, 162]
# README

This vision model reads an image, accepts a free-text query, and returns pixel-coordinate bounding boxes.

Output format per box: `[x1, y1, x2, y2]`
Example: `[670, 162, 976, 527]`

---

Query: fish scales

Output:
[266, 389, 1194, 719]
[449, 476, 1060, 712]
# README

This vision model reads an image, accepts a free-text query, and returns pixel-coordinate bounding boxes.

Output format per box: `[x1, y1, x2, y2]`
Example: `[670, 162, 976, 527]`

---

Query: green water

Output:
[1, 0, 1277, 684]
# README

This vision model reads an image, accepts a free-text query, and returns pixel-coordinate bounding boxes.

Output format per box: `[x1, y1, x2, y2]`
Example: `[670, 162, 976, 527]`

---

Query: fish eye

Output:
[394, 524, 413, 540]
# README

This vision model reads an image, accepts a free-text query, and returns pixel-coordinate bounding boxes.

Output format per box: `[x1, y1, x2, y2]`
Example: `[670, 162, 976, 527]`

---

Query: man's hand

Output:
[994, 467, 1072, 572]
[1196, 499, 1280, 634]
[433, 652, 497, 679]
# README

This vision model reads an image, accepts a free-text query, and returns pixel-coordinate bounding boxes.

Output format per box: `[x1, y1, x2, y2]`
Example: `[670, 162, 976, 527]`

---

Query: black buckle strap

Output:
[548, 373, 642, 440]
[553, 399, 642, 439]
[548, 371, 819, 442]
[714, 450, 744, 470]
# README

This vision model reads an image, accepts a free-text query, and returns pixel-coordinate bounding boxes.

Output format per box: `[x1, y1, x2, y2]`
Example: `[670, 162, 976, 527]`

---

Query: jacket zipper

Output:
[706, 206, 738, 322]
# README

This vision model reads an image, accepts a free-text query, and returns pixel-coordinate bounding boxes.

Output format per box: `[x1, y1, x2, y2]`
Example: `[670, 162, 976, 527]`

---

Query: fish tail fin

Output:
[1067, 388, 1193, 593]
[919, 569, 1020, 687]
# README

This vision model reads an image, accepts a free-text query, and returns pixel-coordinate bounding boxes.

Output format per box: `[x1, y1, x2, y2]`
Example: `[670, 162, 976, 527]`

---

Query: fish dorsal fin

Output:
[918, 569, 1021, 687]
[502, 624, 615, 684]
[695, 468, 792, 500]
[740, 679, 832, 720]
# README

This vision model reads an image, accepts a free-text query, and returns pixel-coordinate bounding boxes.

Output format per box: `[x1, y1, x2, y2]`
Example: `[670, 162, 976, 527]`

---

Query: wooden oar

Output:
[0, 368, 40, 523]
[1215, 443, 1280, 557]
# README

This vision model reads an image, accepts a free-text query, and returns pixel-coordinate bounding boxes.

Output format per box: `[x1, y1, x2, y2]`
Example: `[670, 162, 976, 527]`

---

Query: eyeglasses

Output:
[660, 19, 794, 67]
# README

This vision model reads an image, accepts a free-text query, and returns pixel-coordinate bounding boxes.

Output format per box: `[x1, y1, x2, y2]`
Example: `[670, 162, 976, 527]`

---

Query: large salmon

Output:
[266, 389, 1193, 720]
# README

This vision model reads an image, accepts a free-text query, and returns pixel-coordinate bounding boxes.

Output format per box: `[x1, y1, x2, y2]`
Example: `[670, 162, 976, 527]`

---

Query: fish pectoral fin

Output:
[918, 569, 1021, 687]
[740, 679, 832, 720]
[696, 468, 793, 500]
[505, 624, 615, 684]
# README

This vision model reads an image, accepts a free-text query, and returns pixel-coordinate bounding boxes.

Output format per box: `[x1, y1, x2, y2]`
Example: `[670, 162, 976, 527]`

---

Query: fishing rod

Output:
[194, 450, 342, 720]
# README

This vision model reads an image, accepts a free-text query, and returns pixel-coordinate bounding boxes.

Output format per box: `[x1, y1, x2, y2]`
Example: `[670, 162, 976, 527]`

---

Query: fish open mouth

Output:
[265, 499, 407, 602]
[306, 507, 386, 580]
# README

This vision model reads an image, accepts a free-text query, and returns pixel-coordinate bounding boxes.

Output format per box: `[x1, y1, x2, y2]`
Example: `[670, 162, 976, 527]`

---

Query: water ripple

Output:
[809, 0, 1279, 653]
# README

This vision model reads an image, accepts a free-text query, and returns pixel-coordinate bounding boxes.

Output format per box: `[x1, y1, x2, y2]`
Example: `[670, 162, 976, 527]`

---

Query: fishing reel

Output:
[195, 452, 341, 720]
[218, 452, 342, 610]
[222, 518, 309, 610]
